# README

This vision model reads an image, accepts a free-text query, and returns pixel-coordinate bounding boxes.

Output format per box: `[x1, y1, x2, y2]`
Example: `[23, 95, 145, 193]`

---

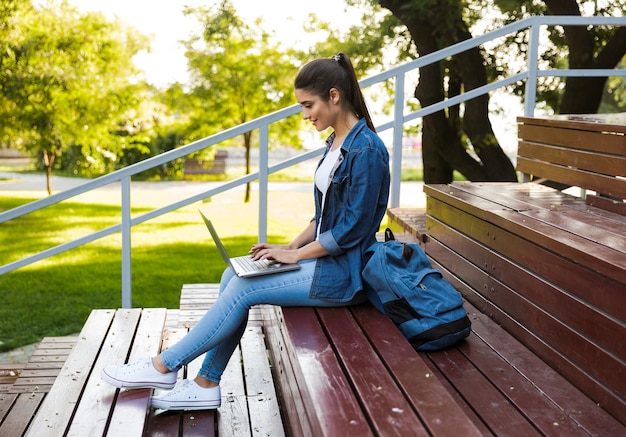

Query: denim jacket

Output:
[309, 118, 390, 302]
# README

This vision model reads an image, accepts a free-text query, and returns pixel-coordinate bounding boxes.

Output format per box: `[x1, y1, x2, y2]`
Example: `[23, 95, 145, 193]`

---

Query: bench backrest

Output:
[517, 114, 626, 214]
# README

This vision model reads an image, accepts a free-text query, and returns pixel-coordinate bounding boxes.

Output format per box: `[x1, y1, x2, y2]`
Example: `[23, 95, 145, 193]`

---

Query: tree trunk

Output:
[43, 149, 54, 195]
[543, 0, 626, 114]
[379, 0, 517, 183]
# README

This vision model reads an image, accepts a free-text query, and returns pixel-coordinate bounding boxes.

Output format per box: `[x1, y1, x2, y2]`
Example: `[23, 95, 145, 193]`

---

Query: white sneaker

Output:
[150, 380, 221, 410]
[101, 357, 177, 390]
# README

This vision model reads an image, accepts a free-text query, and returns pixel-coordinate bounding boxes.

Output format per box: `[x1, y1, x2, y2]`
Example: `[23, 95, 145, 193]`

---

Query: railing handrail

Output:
[2, 15, 625, 306]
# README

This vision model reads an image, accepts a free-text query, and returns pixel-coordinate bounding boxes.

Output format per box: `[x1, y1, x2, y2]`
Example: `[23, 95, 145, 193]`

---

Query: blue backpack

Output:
[362, 229, 471, 351]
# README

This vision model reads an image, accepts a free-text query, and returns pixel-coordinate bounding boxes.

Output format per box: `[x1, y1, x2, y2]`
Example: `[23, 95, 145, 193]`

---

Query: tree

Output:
[0, 0, 149, 194]
[347, 0, 626, 184]
[179, 1, 302, 202]
[491, 0, 626, 114]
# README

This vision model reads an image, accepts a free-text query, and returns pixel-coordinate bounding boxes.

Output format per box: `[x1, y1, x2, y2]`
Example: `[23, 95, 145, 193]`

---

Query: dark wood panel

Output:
[452, 182, 626, 241]
[281, 307, 373, 437]
[427, 216, 626, 359]
[519, 140, 626, 176]
[351, 304, 484, 437]
[518, 113, 626, 135]
[517, 156, 626, 199]
[517, 122, 626, 154]
[425, 187, 626, 284]
[427, 346, 538, 437]
[466, 299, 626, 437]
[318, 307, 430, 437]
[424, 235, 626, 425]
[261, 306, 309, 436]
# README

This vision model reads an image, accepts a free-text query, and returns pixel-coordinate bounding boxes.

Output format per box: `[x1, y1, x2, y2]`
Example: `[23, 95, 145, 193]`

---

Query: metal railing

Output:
[1, 15, 625, 306]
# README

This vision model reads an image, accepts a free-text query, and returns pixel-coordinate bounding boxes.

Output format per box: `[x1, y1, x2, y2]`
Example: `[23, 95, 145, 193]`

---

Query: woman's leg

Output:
[160, 260, 317, 372]
[160, 259, 362, 382]
[193, 267, 248, 384]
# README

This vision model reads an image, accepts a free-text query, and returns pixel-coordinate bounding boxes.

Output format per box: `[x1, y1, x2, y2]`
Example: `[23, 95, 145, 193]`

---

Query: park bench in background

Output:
[420, 113, 626, 431]
[183, 149, 228, 178]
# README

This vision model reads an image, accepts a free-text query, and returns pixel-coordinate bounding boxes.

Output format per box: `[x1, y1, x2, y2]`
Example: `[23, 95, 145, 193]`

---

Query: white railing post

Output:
[258, 124, 269, 243]
[525, 20, 541, 116]
[390, 72, 405, 208]
[121, 176, 132, 308]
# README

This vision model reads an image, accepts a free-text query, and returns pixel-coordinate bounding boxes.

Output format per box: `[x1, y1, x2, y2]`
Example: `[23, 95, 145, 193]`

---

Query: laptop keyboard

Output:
[233, 256, 273, 272]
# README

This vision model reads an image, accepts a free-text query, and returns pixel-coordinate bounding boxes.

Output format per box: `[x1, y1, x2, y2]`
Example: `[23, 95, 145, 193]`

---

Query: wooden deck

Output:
[0, 336, 77, 436]
[0, 285, 284, 436]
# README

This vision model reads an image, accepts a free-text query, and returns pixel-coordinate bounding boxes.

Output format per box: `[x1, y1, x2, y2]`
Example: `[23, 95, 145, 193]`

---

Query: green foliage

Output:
[0, 1, 150, 190]
[178, 1, 301, 148]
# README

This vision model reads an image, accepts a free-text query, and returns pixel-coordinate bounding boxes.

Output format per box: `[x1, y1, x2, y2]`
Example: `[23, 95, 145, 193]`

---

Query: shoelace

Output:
[125, 358, 151, 373]
[164, 379, 193, 398]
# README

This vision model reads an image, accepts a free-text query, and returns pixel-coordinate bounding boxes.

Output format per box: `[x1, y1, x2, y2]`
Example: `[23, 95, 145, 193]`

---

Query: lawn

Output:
[0, 184, 314, 352]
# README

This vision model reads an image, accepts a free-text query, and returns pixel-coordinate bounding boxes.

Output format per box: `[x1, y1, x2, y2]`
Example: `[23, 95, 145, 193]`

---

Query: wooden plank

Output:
[25, 309, 117, 437]
[317, 307, 429, 436]
[0, 365, 20, 392]
[586, 194, 626, 215]
[424, 234, 626, 425]
[457, 334, 592, 436]
[9, 336, 76, 394]
[447, 182, 626, 244]
[517, 122, 626, 155]
[104, 308, 169, 437]
[425, 200, 626, 322]
[426, 346, 538, 437]
[518, 113, 626, 134]
[429, 215, 626, 360]
[516, 156, 626, 199]
[425, 218, 626, 390]
[240, 325, 285, 436]
[425, 185, 626, 284]
[467, 301, 626, 436]
[0, 392, 45, 437]
[145, 328, 189, 436]
[350, 304, 484, 437]
[0, 393, 18, 427]
[280, 307, 372, 437]
[261, 306, 309, 436]
[180, 336, 217, 437]
[518, 141, 626, 176]
[215, 343, 250, 436]
[62, 308, 146, 436]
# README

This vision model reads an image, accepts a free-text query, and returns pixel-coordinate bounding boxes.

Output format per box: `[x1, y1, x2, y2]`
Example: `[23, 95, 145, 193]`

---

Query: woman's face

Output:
[295, 88, 340, 132]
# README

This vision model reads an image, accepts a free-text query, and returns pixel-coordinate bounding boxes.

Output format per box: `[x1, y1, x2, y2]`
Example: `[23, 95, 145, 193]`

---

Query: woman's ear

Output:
[329, 88, 340, 105]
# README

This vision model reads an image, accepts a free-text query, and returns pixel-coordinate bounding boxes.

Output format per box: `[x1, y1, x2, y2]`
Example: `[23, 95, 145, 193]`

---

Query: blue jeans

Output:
[160, 259, 366, 383]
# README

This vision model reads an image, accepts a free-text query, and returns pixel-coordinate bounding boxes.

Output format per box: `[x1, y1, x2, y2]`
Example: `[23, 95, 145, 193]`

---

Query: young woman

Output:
[101, 53, 390, 410]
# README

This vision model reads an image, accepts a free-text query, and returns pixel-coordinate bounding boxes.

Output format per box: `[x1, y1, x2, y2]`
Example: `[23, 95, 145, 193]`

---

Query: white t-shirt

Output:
[314, 147, 342, 237]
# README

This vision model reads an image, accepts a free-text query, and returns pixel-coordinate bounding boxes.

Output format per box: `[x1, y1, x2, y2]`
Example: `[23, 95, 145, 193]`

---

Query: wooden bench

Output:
[184, 150, 228, 178]
[10, 288, 284, 436]
[420, 113, 626, 431]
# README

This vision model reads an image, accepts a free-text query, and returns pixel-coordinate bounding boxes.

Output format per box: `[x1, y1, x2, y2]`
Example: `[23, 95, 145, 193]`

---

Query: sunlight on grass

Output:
[0, 185, 314, 351]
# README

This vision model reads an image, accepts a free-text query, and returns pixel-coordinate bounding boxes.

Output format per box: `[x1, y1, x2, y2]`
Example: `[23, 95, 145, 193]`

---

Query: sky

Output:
[68, 0, 364, 87]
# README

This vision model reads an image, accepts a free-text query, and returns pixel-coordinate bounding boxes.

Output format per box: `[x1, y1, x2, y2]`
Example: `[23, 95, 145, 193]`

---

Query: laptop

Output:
[199, 210, 301, 278]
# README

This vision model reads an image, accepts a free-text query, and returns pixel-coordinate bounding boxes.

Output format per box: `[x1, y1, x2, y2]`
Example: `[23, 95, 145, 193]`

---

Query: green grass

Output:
[0, 186, 314, 352]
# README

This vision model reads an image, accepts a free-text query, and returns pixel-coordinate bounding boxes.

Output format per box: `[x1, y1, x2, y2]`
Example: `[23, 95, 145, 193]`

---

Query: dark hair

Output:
[294, 53, 375, 132]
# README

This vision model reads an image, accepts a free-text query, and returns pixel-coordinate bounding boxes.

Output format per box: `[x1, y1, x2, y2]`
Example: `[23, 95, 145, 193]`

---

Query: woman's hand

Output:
[250, 243, 300, 265]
